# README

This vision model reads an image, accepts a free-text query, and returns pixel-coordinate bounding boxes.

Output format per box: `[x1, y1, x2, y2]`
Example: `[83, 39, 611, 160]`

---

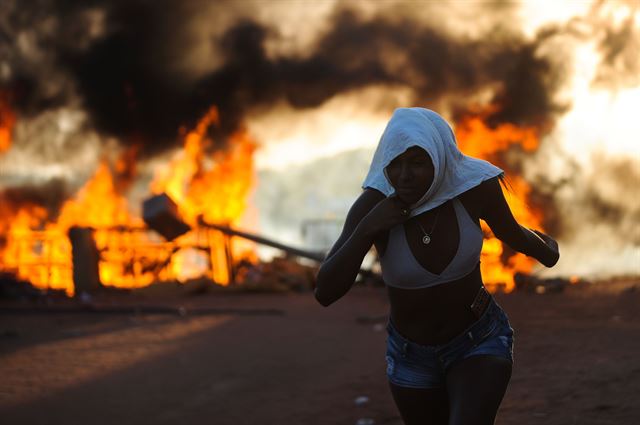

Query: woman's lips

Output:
[396, 189, 418, 202]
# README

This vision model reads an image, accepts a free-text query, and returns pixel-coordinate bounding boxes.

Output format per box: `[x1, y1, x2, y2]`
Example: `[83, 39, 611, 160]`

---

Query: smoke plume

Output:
[2, 1, 568, 156]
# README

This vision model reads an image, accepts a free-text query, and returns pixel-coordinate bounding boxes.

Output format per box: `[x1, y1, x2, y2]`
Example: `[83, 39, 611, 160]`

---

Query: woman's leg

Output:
[388, 382, 449, 425]
[445, 355, 512, 425]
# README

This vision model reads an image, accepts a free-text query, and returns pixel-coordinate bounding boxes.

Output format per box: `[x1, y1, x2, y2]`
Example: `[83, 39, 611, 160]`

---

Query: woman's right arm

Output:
[314, 188, 384, 306]
[478, 177, 560, 268]
[314, 188, 407, 306]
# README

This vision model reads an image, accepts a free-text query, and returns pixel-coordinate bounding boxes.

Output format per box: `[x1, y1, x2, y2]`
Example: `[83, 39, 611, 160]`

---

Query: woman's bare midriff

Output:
[386, 263, 485, 345]
[373, 186, 489, 345]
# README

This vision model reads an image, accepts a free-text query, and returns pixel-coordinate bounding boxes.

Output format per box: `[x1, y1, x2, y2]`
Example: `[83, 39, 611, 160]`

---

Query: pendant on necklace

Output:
[422, 235, 431, 244]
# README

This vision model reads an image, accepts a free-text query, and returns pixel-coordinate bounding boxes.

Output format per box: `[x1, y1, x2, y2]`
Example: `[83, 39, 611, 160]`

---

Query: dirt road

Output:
[0, 282, 638, 425]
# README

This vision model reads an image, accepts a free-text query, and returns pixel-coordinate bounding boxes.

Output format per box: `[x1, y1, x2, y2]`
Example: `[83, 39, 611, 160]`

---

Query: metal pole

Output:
[198, 219, 380, 280]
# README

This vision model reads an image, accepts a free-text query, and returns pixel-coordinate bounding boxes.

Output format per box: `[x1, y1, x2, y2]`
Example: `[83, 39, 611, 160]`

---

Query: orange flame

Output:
[0, 91, 16, 153]
[151, 106, 259, 284]
[0, 107, 259, 295]
[455, 107, 544, 292]
[0, 202, 58, 290]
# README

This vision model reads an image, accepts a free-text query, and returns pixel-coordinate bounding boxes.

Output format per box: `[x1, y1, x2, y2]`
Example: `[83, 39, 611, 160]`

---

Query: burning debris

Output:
[514, 273, 584, 294]
[142, 193, 191, 241]
[0, 96, 332, 298]
[0, 106, 259, 296]
[235, 255, 318, 293]
[68, 226, 102, 293]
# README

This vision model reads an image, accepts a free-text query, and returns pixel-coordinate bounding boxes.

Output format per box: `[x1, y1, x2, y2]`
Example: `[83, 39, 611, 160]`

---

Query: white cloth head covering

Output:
[362, 107, 503, 217]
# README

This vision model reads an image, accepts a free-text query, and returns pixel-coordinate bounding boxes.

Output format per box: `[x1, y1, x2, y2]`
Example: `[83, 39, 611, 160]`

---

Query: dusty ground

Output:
[0, 280, 638, 425]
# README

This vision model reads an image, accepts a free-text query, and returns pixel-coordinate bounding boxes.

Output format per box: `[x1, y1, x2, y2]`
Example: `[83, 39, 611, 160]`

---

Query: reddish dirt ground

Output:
[0, 280, 638, 425]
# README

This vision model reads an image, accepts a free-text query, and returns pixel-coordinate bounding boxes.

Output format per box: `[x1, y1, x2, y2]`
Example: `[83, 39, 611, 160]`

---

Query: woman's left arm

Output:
[478, 177, 560, 268]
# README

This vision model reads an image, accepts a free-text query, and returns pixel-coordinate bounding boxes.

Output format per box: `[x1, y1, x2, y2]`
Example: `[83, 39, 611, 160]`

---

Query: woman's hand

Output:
[531, 229, 558, 252]
[359, 194, 411, 236]
[530, 229, 560, 267]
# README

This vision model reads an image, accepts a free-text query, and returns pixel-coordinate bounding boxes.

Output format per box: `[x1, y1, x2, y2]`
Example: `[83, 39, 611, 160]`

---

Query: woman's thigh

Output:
[388, 382, 449, 425]
[445, 355, 512, 425]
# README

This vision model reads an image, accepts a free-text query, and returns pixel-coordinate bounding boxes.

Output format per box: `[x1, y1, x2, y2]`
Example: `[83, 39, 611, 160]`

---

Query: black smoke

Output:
[0, 178, 69, 235]
[2, 1, 569, 156]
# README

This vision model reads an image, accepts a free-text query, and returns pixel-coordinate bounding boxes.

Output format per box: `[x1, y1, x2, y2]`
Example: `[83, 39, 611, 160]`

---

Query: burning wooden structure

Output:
[0, 102, 573, 297]
[0, 107, 260, 295]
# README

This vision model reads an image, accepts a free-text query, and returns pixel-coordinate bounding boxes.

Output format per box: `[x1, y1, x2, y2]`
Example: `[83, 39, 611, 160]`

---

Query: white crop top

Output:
[379, 198, 483, 289]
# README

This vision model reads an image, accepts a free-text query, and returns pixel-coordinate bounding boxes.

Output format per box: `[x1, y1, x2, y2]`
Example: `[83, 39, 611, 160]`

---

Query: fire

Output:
[0, 200, 59, 290]
[57, 160, 153, 291]
[58, 161, 137, 230]
[151, 106, 259, 283]
[151, 107, 257, 226]
[0, 107, 259, 295]
[455, 107, 545, 292]
[0, 91, 16, 153]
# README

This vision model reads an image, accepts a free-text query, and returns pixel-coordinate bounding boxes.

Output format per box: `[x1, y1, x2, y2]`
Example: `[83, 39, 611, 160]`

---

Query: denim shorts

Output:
[385, 297, 514, 389]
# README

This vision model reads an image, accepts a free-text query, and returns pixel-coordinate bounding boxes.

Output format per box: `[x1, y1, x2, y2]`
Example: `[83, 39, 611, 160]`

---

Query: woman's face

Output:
[385, 146, 435, 204]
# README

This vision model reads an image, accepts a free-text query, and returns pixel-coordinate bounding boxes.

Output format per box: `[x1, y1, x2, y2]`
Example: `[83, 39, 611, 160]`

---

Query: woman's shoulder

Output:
[462, 176, 501, 199]
[458, 176, 502, 218]
[347, 187, 386, 220]
[328, 187, 388, 258]
[361, 187, 386, 202]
